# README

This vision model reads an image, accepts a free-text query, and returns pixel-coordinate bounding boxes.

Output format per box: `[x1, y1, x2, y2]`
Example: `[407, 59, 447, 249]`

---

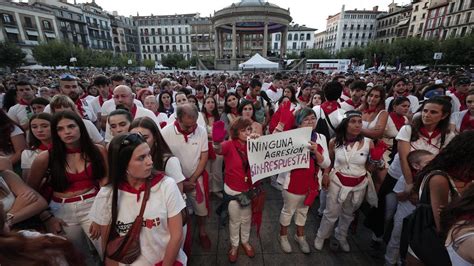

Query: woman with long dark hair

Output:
[21, 113, 52, 180]
[384, 96, 410, 163]
[129, 117, 184, 192]
[405, 131, 474, 265]
[220, 92, 240, 134]
[366, 97, 456, 249]
[202, 96, 224, 197]
[89, 133, 186, 265]
[238, 100, 263, 135]
[157, 91, 174, 118]
[315, 110, 377, 252]
[27, 111, 107, 262]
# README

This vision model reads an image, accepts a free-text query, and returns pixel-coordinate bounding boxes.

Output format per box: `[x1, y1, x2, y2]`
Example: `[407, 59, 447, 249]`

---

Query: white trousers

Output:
[206, 155, 223, 193]
[385, 203, 416, 265]
[228, 199, 252, 247]
[49, 191, 102, 263]
[186, 176, 208, 216]
[279, 190, 309, 227]
[316, 180, 367, 241]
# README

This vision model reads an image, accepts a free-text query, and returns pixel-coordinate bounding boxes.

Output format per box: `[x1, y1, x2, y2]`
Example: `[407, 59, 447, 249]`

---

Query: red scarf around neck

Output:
[389, 112, 406, 131]
[321, 101, 340, 115]
[174, 120, 197, 143]
[364, 106, 378, 115]
[460, 111, 474, 132]
[453, 91, 467, 111]
[66, 146, 81, 154]
[231, 108, 239, 116]
[269, 84, 277, 92]
[419, 127, 441, 145]
[118, 173, 164, 201]
[298, 95, 309, 103]
[38, 143, 51, 151]
[130, 104, 138, 118]
[19, 99, 31, 106]
[345, 99, 361, 108]
[75, 99, 85, 118]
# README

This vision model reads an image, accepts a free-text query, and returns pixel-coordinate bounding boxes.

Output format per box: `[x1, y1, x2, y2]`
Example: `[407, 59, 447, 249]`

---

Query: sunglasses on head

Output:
[60, 74, 77, 81]
[121, 133, 144, 147]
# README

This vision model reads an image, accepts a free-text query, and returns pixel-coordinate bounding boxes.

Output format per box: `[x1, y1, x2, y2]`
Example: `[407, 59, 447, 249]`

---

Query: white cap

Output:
[367, 82, 374, 87]
[435, 79, 443, 85]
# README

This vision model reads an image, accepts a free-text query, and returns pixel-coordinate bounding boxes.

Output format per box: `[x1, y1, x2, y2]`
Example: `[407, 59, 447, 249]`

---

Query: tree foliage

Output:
[0, 41, 26, 70]
[143, 59, 155, 70]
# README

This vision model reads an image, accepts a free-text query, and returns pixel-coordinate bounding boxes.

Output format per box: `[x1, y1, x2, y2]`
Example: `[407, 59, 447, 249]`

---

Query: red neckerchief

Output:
[298, 95, 309, 103]
[364, 107, 378, 115]
[343, 90, 351, 98]
[218, 92, 226, 98]
[231, 108, 239, 116]
[448, 87, 456, 94]
[245, 94, 257, 103]
[345, 99, 361, 108]
[268, 84, 277, 92]
[419, 127, 441, 145]
[196, 94, 204, 100]
[232, 139, 250, 178]
[453, 91, 467, 111]
[460, 111, 474, 132]
[98, 93, 111, 106]
[130, 104, 137, 118]
[389, 112, 406, 131]
[205, 112, 214, 118]
[66, 147, 81, 154]
[174, 120, 197, 143]
[74, 99, 85, 118]
[118, 173, 164, 201]
[321, 101, 340, 115]
[19, 99, 31, 105]
[38, 143, 51, 151]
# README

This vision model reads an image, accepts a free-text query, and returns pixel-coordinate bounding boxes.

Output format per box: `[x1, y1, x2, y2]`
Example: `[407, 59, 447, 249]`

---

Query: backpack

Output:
[400, 170, 459, 266]
[315, 107, 331, 145]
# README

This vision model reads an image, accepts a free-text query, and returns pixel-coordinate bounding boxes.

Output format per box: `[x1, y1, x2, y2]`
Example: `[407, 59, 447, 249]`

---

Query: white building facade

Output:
[271, 24, 316, 57]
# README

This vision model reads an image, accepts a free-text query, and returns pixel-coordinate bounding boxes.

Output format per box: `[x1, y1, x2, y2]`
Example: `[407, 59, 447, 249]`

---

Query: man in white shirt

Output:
[161, 103, 211, 250]
[7, 80, 36, 130]
[88, 75, 112, 132]
[447, 76, 470, 113]
[103, 85, 158, 142]
[44, 74, 97, 123]
[265, 75, 283, 104]
[385, 79, 420, 114]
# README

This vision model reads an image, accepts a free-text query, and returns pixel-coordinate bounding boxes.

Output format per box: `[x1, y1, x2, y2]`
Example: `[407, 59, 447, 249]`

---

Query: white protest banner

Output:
[248, 127, 312, 183]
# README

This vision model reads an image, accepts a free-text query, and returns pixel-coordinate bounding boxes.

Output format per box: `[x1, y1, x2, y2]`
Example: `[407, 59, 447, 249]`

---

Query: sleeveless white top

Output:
[362, 110, 386, 130]
[334, 137, 370, 177]
[446, 231, 474, 266]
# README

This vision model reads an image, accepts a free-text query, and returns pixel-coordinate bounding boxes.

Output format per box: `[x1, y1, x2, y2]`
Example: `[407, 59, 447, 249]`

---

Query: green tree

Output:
[335, 47, 365, 62]
[389, 38, 434, 66]
[439, 34, 474, 66]
[33, 40, 74, 67]
[161, 54, 186, 68]
[0, 41, 25, 70]
[143, 59, 155, 70]
[286, 52, 300, 59]
[305, 49, 332, 59]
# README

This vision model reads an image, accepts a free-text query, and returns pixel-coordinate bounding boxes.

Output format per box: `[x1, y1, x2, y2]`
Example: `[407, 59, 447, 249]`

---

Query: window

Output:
[3, 14, 13, 24]
[301, 42, 306, 49]
[460, 26, 467, 36]
[349, 33, 353, 39]
[288, 34, 292, 41]
[368, 33, 372, 38]
[293, 33, 297, 40]
[456, 14, 461, 25]
[422, 13, 426, 19]
[24, 17, 33, 28]
[348, 42, 351, 47]
[415, 5, 419, 11]
[172, 28, 175, 35]
[306, 33, 311, 40]
[342, 33, 346, 39]
[357, 24, 360, 30]
[362, 33, 365, 38]
[158, 28, 162, 35]
[275, 33, 280, 41]
[292, 42, 297, 49]
[341, 42, 345, 47]
[300, 33, 304, 40]
[350, 24, 354, 30]
[458, 0, 464, 11]
[363, 24, 367, 30]
[466, 12, 471, 23]
[344, 24, 347, 30]
[413, 16, 416, 21]
[274, 42, 278, 49]
[355, 33, 359, 39]
[43, 20, 51, 30]
[370, 25, 373, 30]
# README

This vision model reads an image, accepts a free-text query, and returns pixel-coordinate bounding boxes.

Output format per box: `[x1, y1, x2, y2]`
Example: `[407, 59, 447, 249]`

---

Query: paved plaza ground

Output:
[187, 182, 384, 266]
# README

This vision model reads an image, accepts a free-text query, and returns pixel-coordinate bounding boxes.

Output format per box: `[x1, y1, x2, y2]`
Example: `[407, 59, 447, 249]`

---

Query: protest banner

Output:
[248, 127, 312, 183]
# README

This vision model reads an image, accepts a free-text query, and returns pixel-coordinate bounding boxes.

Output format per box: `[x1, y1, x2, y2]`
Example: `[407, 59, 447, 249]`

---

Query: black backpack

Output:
[315, 107, 331, 145]
[400, 170, 458, 266]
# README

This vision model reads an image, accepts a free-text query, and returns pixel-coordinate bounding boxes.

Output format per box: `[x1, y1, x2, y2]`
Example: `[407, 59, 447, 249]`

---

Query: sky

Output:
[21, 0, 412, 32]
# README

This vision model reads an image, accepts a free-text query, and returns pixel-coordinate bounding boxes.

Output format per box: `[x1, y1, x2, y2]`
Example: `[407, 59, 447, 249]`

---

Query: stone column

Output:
[239, 33, 244, 57]
[263, 21, 268, 57]
[231, 23, 237, 59]
[219, 31, 225, 59]
[214, 28, 219, 59]
[280, 26, 288, 59]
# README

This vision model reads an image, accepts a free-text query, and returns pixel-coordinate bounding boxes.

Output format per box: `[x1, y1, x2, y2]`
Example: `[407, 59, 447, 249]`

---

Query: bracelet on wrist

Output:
[42, 214, 54, 223]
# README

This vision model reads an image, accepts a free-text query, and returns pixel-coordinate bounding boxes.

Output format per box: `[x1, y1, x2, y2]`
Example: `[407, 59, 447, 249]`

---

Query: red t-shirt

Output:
[221, 140, 252, 192]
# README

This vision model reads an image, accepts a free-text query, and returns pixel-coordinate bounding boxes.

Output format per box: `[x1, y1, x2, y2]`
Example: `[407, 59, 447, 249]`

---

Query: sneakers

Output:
[314, 236, 325, 251]
[336, 237, 350, 252]
[294, 235, 310, 254]
[279, 235, 292, 253]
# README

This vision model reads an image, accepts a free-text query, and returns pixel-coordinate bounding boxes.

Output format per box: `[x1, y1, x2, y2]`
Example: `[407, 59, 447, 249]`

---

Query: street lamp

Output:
[127, 59, 132, 70]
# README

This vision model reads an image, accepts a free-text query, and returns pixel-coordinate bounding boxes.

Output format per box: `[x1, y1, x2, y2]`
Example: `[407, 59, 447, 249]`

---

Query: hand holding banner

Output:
[247, 127, 312, 183]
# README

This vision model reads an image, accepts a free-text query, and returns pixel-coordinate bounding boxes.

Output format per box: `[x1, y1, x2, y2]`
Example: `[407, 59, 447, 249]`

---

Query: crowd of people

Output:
[0, 68, 473, 266]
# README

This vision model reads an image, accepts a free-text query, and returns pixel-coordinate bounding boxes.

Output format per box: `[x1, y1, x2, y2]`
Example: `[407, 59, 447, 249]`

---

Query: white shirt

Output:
[385, 95, 420, 114]
[334, 137, 370, 177]
[312, 105, 344, 138]
[44, 99, 97, 122]
[340, 101, 356, 112]
[7, 103, 31, 126]
[83, 119, 104, 144]
[450, 110, 469, 133]
[446, 90, 463, 113]
[89, 177, 187, 265]
[100, 98, 143, 117]
[265, 85, 283, 104]
[164, 156, 186, 184]
[388, 125, 455, 180]
[161, 124, 208, 178]
[21, 149, 41, 170]
[384, 114, 409, 138]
